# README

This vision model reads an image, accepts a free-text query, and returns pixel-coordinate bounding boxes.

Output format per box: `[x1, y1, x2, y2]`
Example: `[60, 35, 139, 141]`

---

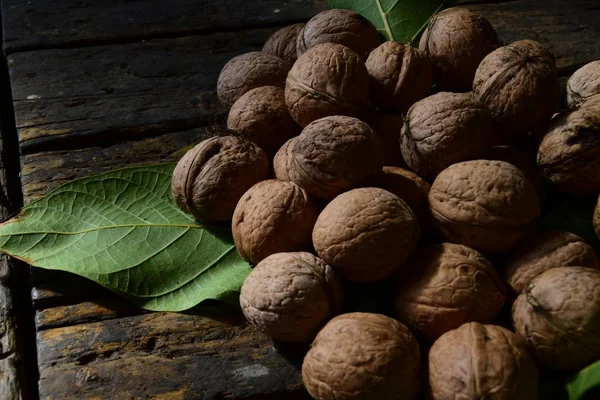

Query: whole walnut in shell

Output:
[429, 160, 540, 254]
[232, 179, 319, 265]
[274, 116, 383, 200]
[217, 52, 289, 105]
[474, 40, 559, 136]
[429, 322, 538, 400]
[313, 188, 419, 282]
[240, 252, 343, 343]
[595, 194, 600, 240]
[285, 43, 369, 127]
[395, 243, 505, 342]
[296, 9, 380, 60]
[401, 92, 494, 180]
[419, 7, 500, 92]
[504, 230, 600, 294]
[365, 42, 433, 112]
[566, 60, 600, 109]
[227, 86, 300, 158]
[171, 135, 269, 223]
[366, 114, 406, 167]
[537, 94, 600, 194]
[302, 313, 421, 400]
[262, 23, 305, 64]
[512, 266, 600, 371]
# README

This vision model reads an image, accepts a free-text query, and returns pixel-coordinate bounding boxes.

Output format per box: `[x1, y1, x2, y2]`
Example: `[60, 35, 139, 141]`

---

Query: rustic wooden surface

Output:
[0, 0, 598, 398]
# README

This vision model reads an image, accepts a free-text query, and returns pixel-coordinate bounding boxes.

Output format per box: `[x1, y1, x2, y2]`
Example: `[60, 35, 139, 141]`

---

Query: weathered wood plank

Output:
[0, 256, 22, 400]
[37, 311, 310, 399]
[2, 0, 326, 53]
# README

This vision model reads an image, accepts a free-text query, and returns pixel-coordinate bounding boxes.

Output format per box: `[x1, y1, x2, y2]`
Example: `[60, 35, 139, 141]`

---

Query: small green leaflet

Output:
[567, 360, 600, 400]
[0, 164, 252, 312]
[328, 0, 456, 43]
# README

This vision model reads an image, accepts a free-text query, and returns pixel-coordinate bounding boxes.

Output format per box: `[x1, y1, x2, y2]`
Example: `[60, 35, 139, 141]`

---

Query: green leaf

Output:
[0, 164, 251, 312]
[567, 360, 600, 400]
[328, 0, 456, 43]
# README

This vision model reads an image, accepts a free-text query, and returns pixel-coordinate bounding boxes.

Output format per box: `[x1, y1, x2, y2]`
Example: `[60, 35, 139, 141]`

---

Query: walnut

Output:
[171, 135, 269, 223]
[566, 60, 600, 109]
[365, 42, 433, 112]
[296, 9, 380, 60]
[595, 194, 600, 241]
[313, 187, 419, 282]
[537, 94, 600, 194]
[428, 323, 538, 400]
[232, 179, 319, 265]
[400, 92, 494, 181]
[512, 267, 600, 371]
[285, 43, 370, 127]
[419, 7, 500, 92]
[429, 160, 540, 254]
[473, 40, 559, 137]
[380, 166, 430, 221]
[227, 86, 300, 158]
[366, 113, 406, 167]
[240, 252, 343, 343]
[262, 23, 305, 64]
[217, 52, 289, 105]
[302, 313, 421, 400]
[504, 230, 600, 294]
[274, 116, 383, 200]
[395, 243, 505, 342]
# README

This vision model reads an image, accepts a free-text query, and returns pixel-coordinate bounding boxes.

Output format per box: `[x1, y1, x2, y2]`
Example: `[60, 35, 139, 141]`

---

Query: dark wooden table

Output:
[0, 0, 598, 398]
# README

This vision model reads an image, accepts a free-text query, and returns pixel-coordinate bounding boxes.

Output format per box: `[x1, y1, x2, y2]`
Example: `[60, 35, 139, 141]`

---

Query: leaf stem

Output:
[375, 0, 394, 41]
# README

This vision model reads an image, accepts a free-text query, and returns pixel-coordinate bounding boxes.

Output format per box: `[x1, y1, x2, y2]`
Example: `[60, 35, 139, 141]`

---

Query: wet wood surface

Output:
[0, 0, 598, 398]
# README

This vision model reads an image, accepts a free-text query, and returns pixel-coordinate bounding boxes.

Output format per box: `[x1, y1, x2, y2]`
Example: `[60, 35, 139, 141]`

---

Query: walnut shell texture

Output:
[380, 166, 430, 220]
[395, 243, 505, 342]
[429, 160, 540, 254]
[401, 92, 494, 181]
[274, 116, 383, 200]
[504, 230, 600, 294]
[366, 113, 406, 167]
[240, 252, 343, 343]
[217, 51, 289, 105]
[285, 43, 370, 127]
[365, 41, 433, 112]
[302, 312, 421, 400]
[474, 40, 559, 136]
[537, 94, 600, 194]
[512, 266, 600, 371]
[429, 322, 539, 400]
[313, 188, 419, 282]
[227, 86, 300, 158]
[419, 7, 500, 92]
[171, 135, 269, 223]
[595, 194, 600, 241]
[262, 23, 305, 64]
[232, 179, 319, 265]
[296, 9, 380, 60]
[566, 60, 600, 109]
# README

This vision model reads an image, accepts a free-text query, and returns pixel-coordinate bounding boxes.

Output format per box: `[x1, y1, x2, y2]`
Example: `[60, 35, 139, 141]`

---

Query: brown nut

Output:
[365, 42, 433, 112]
[419, 7, 500, 92]
[171, 135, 269, 223]
[380, 166, 430, 220]
[429, 322, 538, 400]
[395, 243, 505, 342]
[285, 43, 370, 127]
[217, 52, 289, 105]
[262, 23, 305, 64]
[537, 94, 600, 194]
[302, 312, 421, 400]
[296, 9, 380, 60]
[274, 116, 383, 200]
[313, 188, 419, 282]
[240, 252, 343, 343]
[227, 86, 300, 158]
[504, 230, 600, 294]
[512, 266, 600, 371]
[232, 179, 319, 265]
[366, 113, 406, 167]
[566, 60, 600, 109]
[474, 40, 559, 137]
[401, 92, 494, 181]
[429, 160, 540, 254]
[595, 194, 600, 241]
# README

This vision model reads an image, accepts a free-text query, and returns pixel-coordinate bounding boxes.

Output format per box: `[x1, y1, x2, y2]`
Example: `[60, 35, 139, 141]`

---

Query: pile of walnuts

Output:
[171, 6, 600, 399]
